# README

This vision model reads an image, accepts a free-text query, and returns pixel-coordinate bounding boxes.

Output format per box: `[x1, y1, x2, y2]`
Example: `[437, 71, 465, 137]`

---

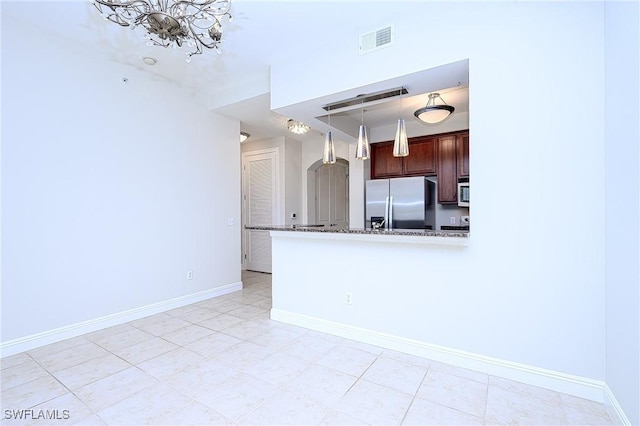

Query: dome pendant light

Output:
[355, 103, 370, 160]
[393, 119, 409, 157]
[414, 93, 455, 125]
[323, 114, 336, 164]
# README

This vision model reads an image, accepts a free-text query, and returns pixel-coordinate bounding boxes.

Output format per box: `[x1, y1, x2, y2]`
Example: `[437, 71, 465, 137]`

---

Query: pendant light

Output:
[323, 113, 336, 164]
[355, 102, 370, 160]
[393, 97, 409, 157]
[414, 92, 455, 124]
[393, 119, 409, 157]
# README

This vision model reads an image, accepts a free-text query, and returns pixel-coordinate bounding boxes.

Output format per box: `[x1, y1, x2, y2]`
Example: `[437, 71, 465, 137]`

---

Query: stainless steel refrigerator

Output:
[365, 176, 435, 230]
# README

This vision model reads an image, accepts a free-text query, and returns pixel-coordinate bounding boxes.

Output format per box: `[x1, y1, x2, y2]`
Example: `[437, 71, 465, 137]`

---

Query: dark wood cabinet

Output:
[436, 135, 458, 203]
[371, 137, 437, 179]
[403, 137, 437, 176]
[457, 133, 469, 178]
[370, 142, 403, 178]
[370, 130, 469, 205]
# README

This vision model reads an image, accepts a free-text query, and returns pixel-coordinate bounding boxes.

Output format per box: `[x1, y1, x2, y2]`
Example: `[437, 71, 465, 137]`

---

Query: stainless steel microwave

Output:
[458, 181, 469, 207]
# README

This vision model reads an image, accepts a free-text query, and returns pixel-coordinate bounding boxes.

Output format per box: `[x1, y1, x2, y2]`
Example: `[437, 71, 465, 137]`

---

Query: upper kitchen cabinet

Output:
[436, 135, 458, 203]
[437, 131, 470, 203]
[402, 136, 437, 176]
[370, 142, 403, 178]
[371, 137, 437, 179]
[457, 133, 470, 178]
[371, 130, 469, 204]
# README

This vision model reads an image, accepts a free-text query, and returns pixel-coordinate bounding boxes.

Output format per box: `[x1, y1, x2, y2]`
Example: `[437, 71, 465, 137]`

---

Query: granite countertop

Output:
[245, 225, 469, 238]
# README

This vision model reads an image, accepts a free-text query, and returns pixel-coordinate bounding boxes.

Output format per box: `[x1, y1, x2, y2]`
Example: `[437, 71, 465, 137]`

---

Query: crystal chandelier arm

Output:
[188, 21, 221, 49]
[170, 0, 230, 56]
[170, 0, 231, 24]
[173, 0, 231, 16]
[93, 0, 150, 27]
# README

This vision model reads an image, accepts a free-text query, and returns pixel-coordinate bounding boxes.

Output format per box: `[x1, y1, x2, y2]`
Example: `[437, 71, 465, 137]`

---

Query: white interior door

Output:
[243, 149, 279, 273]
[315, 161, 349, 228]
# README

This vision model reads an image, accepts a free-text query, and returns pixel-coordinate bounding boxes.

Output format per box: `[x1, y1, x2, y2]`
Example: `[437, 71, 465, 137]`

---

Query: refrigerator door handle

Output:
[384, 196, 390, 229]
[388, 196, 393, 230]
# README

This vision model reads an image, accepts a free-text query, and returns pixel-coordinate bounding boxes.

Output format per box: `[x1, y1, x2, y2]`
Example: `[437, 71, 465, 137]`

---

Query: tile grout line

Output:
[398, 361, 432, 425]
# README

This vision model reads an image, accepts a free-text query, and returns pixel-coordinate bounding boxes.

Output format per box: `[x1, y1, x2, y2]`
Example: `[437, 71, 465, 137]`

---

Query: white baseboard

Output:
[271, 308, 608, 404]
[604, 384, 632, 426]
[0, 282, 242, 357]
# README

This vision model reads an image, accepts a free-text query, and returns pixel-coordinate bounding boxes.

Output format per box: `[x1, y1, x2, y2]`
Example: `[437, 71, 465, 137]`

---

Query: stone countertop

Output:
[245, 225, 469, 239]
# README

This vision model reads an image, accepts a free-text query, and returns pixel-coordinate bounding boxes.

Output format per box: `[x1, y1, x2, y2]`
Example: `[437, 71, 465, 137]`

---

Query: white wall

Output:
[272, 1, 608, 384]
[604, 2, 640, 424]
[1, 18, 241, 344]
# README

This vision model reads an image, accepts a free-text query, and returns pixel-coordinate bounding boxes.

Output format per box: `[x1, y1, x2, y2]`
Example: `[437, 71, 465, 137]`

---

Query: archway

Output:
[307, 158, 349, 228]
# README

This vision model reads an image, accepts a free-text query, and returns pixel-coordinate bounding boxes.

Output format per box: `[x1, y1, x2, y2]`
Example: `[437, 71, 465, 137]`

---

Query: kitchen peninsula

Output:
[245, 224, 472, 369]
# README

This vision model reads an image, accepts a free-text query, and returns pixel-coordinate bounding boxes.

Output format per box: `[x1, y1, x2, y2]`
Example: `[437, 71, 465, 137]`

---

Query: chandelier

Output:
[93, 0, 233, 62]
[287, 119, 310, 135]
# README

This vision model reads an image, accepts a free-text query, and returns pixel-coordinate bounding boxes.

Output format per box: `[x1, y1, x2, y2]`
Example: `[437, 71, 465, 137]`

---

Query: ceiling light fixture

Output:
[93, 0, 233, 62]
[240, 132, 250, 142]
[323, 114, 336, 165]
[393, 96, 409, 157]
[414, 93, 455, 124]
[142, 56, 158, 65]
[287, 119, 310, 135]
[355, 103, 370, 160]
[393, 119, 409, 157]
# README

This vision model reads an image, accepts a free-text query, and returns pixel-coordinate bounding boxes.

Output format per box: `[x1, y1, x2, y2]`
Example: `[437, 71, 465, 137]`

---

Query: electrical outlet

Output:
[345, 292, 352, 305]
[450, 216, 456, 225]
[187, 270, 193, 280]
[227, 218, 235, 226]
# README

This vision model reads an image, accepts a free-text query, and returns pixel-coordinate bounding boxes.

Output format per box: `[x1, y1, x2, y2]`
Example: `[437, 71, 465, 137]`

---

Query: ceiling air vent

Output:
[359, 24, 394, 55]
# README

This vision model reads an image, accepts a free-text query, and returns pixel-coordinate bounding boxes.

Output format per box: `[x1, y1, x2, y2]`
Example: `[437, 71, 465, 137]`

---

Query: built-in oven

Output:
[458, 178, 469, 207]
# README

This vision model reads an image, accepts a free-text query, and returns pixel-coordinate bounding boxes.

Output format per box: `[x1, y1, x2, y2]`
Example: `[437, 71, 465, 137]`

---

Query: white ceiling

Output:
[4, 0, 469, 144]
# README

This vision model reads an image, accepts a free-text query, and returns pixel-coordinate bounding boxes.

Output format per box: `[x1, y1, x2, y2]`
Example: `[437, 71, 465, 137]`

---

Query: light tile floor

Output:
[1, 271, 615, 425]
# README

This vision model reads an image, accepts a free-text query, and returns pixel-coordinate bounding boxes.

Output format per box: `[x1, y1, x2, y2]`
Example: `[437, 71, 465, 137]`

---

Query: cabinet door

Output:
[371, 142, 403, 179]
[457, 133, 470, 178]
[403, 137, 436, 176]
[437, 135, 458, 203]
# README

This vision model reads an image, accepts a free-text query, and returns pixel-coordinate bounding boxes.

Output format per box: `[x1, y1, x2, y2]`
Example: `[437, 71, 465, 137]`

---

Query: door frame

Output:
[241, 147, 281, 271]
